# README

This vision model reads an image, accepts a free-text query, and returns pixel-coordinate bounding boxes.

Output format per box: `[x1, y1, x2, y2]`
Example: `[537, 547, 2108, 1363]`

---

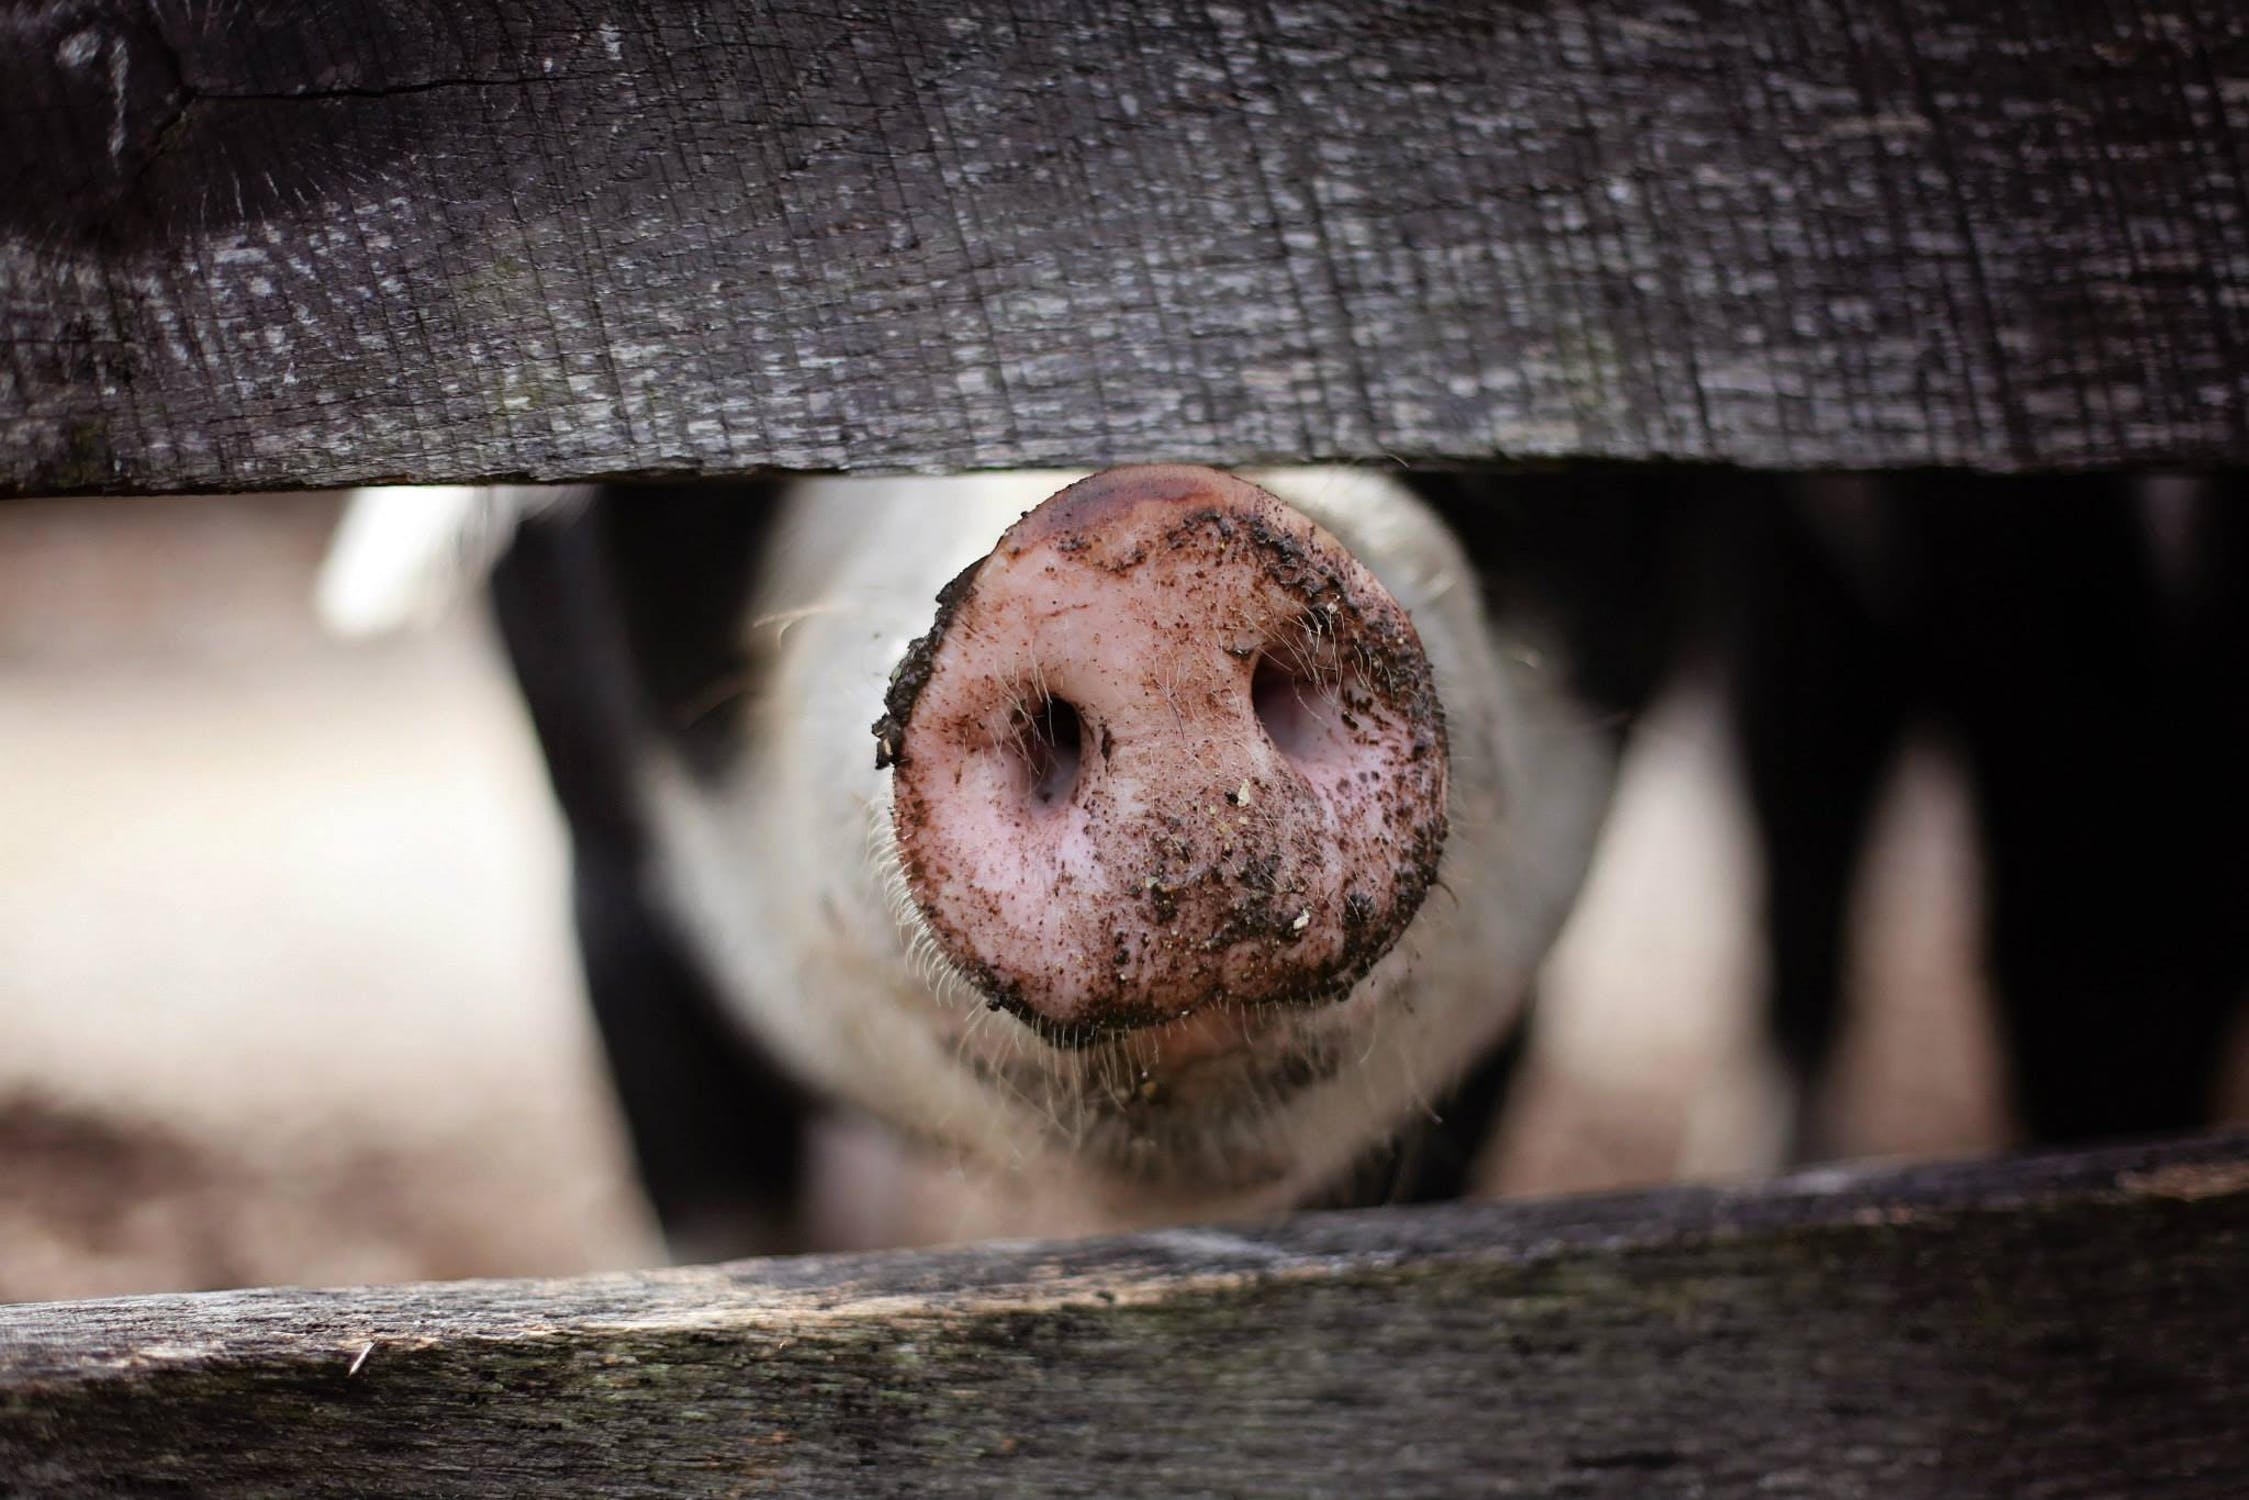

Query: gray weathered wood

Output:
[3, 1131, 2245, 1497]
[4, 1, 2246, 495]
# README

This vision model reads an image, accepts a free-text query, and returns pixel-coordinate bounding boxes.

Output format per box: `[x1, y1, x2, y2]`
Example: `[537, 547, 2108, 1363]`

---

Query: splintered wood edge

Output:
[4, 1129, 2244, 1384]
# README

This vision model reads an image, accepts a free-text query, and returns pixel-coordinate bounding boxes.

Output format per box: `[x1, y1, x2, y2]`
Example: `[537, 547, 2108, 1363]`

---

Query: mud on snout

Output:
[871, 466, 1450, 1084]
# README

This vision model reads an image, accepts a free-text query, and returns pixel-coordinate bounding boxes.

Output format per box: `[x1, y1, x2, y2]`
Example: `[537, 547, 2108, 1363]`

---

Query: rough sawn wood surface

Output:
[3, 0, 2247, 495]
[2, 1131, 2245, 1497]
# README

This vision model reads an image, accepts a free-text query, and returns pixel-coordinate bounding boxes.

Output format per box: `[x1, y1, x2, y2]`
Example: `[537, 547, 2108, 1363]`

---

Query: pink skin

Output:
[878, 466, 1449, 1046]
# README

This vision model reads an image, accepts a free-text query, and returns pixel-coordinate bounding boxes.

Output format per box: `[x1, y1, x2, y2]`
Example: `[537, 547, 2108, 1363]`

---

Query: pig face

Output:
[633, 466, 1618, 1227]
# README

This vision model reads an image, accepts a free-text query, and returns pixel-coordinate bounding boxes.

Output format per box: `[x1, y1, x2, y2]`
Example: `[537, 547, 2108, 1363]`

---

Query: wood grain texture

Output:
[2, 0, 2246, 495]
[3, 1132, 2246, 1497]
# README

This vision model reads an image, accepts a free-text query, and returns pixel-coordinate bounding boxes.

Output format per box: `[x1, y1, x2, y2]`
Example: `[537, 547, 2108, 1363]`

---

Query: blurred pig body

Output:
[475, 468, 1638, 1253]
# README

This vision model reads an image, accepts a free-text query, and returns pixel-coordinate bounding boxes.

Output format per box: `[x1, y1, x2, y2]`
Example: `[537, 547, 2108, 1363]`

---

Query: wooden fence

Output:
[4, 1133, 2247, 1496]
[4, 0, 2247, 495]
[4, 3, 2246, 1493]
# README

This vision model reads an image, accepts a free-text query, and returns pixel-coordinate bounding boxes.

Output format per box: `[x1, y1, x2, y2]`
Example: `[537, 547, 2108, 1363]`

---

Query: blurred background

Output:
[3, 492, 2242, 1303]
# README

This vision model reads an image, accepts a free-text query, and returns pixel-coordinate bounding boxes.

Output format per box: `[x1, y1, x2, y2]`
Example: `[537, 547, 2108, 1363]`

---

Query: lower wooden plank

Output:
[3, 1132, 2245, 1497]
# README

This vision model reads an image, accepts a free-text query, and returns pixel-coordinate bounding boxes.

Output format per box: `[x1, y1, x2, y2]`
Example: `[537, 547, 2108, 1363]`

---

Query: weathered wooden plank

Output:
[3, 1132, 2245, 1497]
[2, 1, 2245, 495]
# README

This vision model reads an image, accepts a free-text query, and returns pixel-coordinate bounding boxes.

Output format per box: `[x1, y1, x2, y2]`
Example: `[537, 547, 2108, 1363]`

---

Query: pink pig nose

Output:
[875, 466, 1448, 1043]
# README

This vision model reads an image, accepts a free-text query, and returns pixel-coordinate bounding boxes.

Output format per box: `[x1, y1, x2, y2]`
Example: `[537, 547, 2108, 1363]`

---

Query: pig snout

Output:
[873, 465, 1449, 1044]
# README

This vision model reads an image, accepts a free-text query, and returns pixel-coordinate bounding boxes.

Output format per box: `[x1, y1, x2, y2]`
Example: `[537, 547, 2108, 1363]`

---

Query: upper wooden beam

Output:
[3, 1, 2246, 494]
[4, 1132, 2247, 1496]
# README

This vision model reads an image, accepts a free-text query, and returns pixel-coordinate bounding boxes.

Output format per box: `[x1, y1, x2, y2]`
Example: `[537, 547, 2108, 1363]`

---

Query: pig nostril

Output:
[1015, 696, 1084, 808]
[1251, 653, 1344, 766]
